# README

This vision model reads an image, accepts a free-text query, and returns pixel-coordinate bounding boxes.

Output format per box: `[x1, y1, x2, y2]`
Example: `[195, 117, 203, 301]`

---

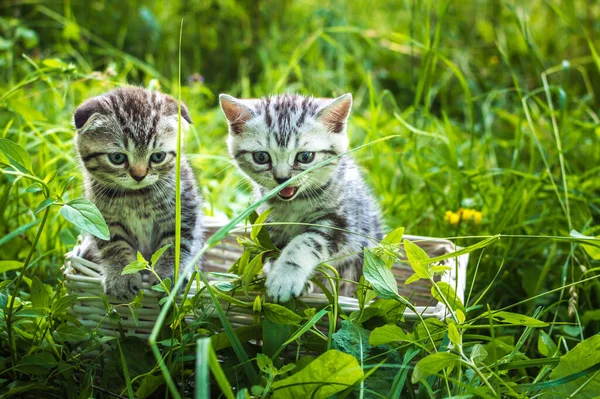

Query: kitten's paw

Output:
[265, 261, 309, 303]
[103, 273, 143, 301]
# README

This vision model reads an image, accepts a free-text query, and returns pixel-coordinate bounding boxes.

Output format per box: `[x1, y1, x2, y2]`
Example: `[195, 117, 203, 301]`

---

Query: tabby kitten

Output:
[73, 87, 204, 300]
[219, 93, 382, 302]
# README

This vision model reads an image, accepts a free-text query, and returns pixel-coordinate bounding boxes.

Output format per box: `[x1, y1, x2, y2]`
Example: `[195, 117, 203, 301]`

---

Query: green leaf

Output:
[61, 198, 110, 240]
[53, 324, 89, 342]
[122, 260, 148, 275]
[271, 350, 364, 399]
[0, 138, 32, 173]
[130, 289, 144, 312]
[34, 198, 56, 215]
[382, 227, 404, 245]
[411, 352, 461, 383]
[251, 208, 271, 241]
[14, 307, 48, 318]
[483, 311, 549, 327]
[363, 249, 398, 300]
[430, 265, 452, 273]
[211, 286, 253, 307]
[242, 254, 264, 295]
[150, 244, 172, 266]
[470, 344, 488, 364]
[43, 170, 58, 184]
[42, 58, 68, 69]
[431, 282, 466, 313]
[51, 295, 78, 314]
[543, 335, 600, 398]
[16, 352, 57, 375]
[136, 374, 164, 399]
[331, 320, 371, 360]
[31, 276, 52, 309]
[538, 331, 559, 357]
[278, 363, 296, 375]
[271, 307, 329, 359]
[59, 176, 76, 196]
[447, 321, 461, 348]
[25, 183, 42, 193]
[370, 324, 412, 346]
[570, 230, 600, 260]
[256, 353, 276, 374]
[403, 239, 430, 279]
[0, 260, 23, 273]
[404, 272, 421, 285]
[249, 209, 275, 249]
[582, 309, 600, 325]
[263, 303, 303, 325]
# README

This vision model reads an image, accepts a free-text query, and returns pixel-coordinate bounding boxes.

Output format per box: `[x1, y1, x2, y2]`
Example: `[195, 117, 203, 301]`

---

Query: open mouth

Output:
[277, 186, 298, 200]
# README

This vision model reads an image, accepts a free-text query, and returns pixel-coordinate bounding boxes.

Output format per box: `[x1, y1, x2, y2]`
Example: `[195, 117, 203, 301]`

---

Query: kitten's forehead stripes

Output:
[76, 87, 191, 147]
[252, 94, 322, 148]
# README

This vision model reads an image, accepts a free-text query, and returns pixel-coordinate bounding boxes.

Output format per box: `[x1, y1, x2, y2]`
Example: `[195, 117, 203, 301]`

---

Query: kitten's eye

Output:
[252, 151, 271, 164]
[108, 153, 127, 165]
[150, 152, 167, 163]
[296, 151, 315, 163]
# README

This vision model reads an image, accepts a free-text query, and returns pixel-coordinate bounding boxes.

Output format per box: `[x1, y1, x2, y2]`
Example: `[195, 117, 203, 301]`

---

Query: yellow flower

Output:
[461, 208, 474, 220]
[444, 210, 461, 225]
[444, 208, 483, 225]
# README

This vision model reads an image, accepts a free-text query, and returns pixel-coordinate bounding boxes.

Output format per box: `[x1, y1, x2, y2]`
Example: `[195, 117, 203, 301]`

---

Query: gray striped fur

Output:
[73, 87, 204, 300]
[220, 93, 382, 302]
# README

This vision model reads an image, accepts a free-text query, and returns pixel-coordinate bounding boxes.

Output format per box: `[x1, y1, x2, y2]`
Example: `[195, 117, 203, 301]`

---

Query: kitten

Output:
[219, 93, 383, 302]
[73, 87, 204, 300]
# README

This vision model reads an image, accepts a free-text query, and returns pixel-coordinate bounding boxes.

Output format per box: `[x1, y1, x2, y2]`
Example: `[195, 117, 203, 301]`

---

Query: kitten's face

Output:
[73, 87, 191, 190]
[220, 93, 352, 201]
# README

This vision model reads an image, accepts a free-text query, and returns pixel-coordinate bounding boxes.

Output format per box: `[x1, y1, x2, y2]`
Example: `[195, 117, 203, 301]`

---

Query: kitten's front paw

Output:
[103, 273, 143, 301]
[265, 260, 310, 303]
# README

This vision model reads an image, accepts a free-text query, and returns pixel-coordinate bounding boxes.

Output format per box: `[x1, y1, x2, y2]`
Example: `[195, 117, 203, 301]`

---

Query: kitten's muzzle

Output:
[131, 173, 146, 182]
[274, 176, 290, 185]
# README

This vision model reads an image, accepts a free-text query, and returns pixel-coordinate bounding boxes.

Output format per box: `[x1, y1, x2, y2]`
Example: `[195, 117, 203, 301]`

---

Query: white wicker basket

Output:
[62, 217, 468, 338]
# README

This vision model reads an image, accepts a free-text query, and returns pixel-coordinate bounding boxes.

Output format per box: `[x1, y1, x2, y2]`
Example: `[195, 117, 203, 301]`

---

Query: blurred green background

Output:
[1, 0, 600, 337]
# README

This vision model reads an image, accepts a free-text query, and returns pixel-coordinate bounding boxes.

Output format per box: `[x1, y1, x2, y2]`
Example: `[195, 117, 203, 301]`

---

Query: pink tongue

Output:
[279, 186, 296, 198]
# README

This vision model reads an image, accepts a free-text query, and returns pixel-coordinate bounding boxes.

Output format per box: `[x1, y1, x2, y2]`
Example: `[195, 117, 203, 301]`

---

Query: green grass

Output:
[1, 0, 600, 398]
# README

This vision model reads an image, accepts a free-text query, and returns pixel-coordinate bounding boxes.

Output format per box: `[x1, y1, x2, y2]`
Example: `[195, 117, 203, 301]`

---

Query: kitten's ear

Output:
[73, 98, 102, 130]
[179, 103, 192, 124]
[316, 93, 353, 133]
[219, 94, 253, 134]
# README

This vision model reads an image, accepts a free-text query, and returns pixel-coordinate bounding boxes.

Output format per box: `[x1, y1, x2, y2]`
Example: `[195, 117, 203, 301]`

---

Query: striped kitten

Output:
[219, 93, 383, 302]
[73, 87, 204, 300]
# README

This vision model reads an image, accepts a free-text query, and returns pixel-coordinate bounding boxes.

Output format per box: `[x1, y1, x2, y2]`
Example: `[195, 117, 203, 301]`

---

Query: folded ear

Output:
[178, 103, 192, 124]
[73, 98, 103, 130]
[163, 97, 193, 124]
[316, 93, 353, 133]
[219, 94, 254, 134]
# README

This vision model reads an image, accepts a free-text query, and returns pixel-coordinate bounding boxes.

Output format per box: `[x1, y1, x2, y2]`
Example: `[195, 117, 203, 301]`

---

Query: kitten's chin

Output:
[95, 179, 157, 192]
[122, 181, 156, 190]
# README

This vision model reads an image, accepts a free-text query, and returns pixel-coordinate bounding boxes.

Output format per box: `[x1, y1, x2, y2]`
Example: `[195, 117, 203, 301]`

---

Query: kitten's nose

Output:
[130, 165, 147, 182]
[274, 176, 290, 185]
[131, 174, 146, 182]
